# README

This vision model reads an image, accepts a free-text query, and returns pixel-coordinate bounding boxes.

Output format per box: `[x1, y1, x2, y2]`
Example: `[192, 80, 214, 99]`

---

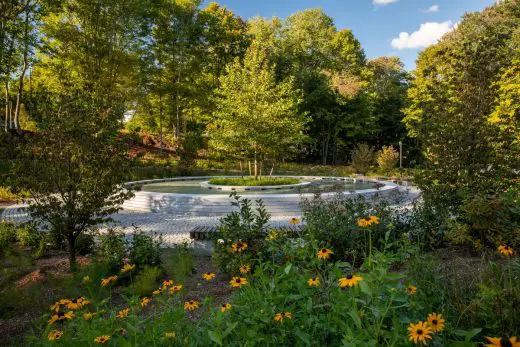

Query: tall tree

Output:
[209, 42, 307, 176]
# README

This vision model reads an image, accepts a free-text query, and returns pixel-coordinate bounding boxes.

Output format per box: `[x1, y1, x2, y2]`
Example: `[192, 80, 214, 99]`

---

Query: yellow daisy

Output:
[162, 279, 174, 288]
[83, 312, 95, 321]
[289, 217, 300, 225]
[169, 284, 183, 293]
[48, 311, 74, 325]
[427, 313, 445, 333]
[152, 289, 161, 295]
[317, 248, 334, 260]
[239, 264, 251, 274]
[274, 311, 293, 322]
[267, 230, 279, 241]
[116, 308, 129, 319]
[485, 336, 520, 347]
[164, 332, 176, 339]
[307, 277, 320, 287]
[184, 300, 199, 311]
[101, 275, 117, 287]
[140, 297, 150, 308]
[407, 285, 417, 296]
[121, 264, 136, 273]
[94, 335, 111, 344]
[230, 277, 248, 288]
[220, 303, 232, 312]
[338, 274, 363, 288]
[202, 272, 216, 281]
[498, 245, 514, 256]
[47, 329, 63, 341]
[408, 321, 433, 345]
[231, 241, 248, 253]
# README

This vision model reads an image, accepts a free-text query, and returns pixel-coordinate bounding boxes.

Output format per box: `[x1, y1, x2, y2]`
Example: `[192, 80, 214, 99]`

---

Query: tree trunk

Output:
[248, 161, 251, 177]
[4, 83, 9, 132]
[159, 94, 163, 152]
[14, 0, 31, 130]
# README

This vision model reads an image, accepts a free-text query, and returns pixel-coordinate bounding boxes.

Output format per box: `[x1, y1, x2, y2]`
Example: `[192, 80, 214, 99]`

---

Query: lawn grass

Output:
[208, 176, 300, 186]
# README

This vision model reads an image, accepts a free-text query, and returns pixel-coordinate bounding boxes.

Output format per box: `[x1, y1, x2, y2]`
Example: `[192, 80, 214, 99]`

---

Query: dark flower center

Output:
[236, 278, 242, 283]
[71, 299, 78, 304]
[321, 249, 327, 253]
[417, 329, 423, 335]
[500, 338, 512, 347]
[432, 319, 438, 325]
[57, 312, 65, 318]
[346, 274, 353, 279]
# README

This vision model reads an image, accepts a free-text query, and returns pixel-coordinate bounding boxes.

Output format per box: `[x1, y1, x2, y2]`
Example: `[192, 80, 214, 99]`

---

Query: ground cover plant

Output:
[208, 177, 300, 186]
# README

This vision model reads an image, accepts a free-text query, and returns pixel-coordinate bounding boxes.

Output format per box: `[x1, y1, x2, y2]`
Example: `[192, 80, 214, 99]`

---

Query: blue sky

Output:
[203, 0, 497, 70]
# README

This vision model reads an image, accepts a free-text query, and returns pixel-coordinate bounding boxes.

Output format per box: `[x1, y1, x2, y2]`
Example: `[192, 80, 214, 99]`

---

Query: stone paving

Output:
[1, 186, 420, 247]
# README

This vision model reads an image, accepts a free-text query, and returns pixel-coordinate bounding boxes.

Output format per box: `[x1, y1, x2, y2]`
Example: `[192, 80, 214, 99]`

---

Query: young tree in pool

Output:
[209, 42, 307, 177]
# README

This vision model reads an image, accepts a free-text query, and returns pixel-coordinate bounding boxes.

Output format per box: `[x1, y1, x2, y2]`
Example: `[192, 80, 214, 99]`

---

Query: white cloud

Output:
[373, 0, 399, 5]
[425, 5, 440, 13]
[391, 21, 454, 50]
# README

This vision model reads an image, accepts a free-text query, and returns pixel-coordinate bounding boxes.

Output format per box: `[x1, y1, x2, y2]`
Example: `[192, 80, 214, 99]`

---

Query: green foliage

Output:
[0, 220, 17, 254]
[178, 131, 202, 173]
[129, 230, 162, 267]
[0, 186, 18, 202]
[210, 41, 307, 165]
[16, 222, 44, 248]
[75, 233, 96, 256]
[208, 177, 299, 186]
[377, 145, 399, 172]
[350, 144, 375, 174]
[128, 265, 163, 297]
[162, 245, 195, 284]
[98, 229, 128, 269]
[301, 195, 398, 264]
[213, 193, 270, 274]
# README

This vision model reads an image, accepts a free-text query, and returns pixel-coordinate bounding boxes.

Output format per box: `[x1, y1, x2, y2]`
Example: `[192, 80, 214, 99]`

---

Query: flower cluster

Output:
[357, 215, 380, 228]
[498, 244, 514, 256]
[408, 313, 445, 345]
[101, 275, 118, 287]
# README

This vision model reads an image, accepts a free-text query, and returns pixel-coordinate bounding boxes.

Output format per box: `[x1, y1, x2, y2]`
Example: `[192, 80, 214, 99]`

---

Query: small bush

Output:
[0, 221, 17, 254]
[128, 266, 163, 296]
[162, 244, 195, 284]
[0, 187, 18, 202]
[98, 228, 127, 269]
[129, 229, 162, 267]
[377, 145, 399, 172]
[75, 233, 96, 255]
[351, 144, 375, 174]
[16, 223, 44, 248]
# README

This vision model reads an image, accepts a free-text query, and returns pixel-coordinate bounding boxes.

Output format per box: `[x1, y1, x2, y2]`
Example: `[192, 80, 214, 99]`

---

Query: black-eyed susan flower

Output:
[308, 277, 320, 287]
[152, 289, 161, 295]
[140, 297, 150, 308]
[289, 217, 300, 225]
[162, 279, 174, 288]
[231, 241, 248, 253]
[267, 230, 279, 241]
[338, 274, 363, 288]
[239, 264, 250, 274]
[164, 332, 176, 339]
[184, 300, 199, 311]
[202, 272, 216, 281]
[117, 328, 128, 336]
[66, 297, 88, 310]
[230, 277, 248, 288]
[94, 335, 111, 344]
[169, 284, 183, 293]
[369, 215, 380, 225]
[427, 313, 445, 333]
[408, 321, 433, 345]
[101, 275, 117, 287]
[83, 312, 95, 321]
[357, 218, 370, 228]
[47, 329, 63, 341]
[220, 303, 232, 312]
[498, 245, 514, 256]
[48, 311, 74, 325]
[407, 285, 417, 296]
[116, 308, 129, 319]
[274, 312, 293, 322]
[121, 264, 136, 273]
[485, 336, 520, 347]
[317, 248, 333, 260]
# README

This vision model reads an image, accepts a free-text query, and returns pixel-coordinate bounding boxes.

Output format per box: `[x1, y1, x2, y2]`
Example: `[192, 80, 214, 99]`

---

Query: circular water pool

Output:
[140, 177, 375, 195]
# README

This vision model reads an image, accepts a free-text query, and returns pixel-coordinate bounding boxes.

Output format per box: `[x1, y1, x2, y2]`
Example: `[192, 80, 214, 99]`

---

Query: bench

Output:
[189, 224, 306, 241]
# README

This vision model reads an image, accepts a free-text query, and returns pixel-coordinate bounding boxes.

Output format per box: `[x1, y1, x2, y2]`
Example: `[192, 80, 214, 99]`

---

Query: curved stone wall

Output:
[123, 176, 399, 217]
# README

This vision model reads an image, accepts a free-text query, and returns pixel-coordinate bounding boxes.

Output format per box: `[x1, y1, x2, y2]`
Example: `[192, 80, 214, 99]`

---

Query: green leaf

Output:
[347, 309, 362, 329]
[359, 280, 372, 296]
[208, 330, 223, 346]
[284, 263, 293, 274]
[295, 329, 311, 345]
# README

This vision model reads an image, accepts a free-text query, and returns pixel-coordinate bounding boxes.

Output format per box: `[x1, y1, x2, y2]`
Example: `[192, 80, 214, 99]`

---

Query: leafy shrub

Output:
[128, 265, 163, 296]
[129, 229, 162, 267]
[75, 233, 96, 255]
[98, 228, 127, 269]
[178, 131, 202, 173]
[377, 145, 399, 172]
[301, 195, 399, 264]
[0, 221, 17, 254]
[448, 188, 520, 250]
[0, 187, 18, 202]
[213, 192, 270, 274]
[350, 144, 375, 174]
[16, 223, 44, 248]
[162, 244, 195, 284]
